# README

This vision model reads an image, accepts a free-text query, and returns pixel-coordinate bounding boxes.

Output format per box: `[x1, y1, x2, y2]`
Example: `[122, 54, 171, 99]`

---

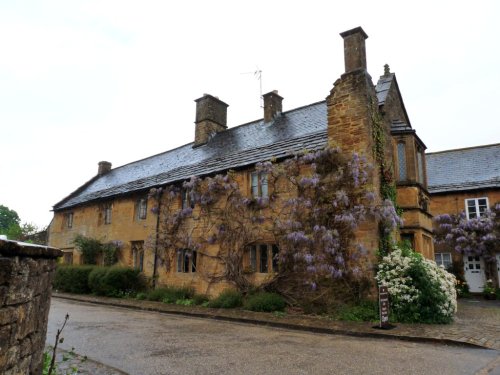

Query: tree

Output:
[0, 205, 20, 233]
[434, 202, 500, 286]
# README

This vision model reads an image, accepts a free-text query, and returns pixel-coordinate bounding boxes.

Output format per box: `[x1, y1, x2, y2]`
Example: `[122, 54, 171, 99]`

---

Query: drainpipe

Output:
[152, 187, 163, 289]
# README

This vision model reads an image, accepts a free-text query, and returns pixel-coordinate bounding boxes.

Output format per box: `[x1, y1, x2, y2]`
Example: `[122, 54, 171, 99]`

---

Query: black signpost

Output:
[374, 285, 395, 330]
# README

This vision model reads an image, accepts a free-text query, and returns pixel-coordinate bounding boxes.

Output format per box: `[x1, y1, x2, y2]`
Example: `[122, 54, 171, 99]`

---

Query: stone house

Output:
[48, 27, 432, 295]
[427, 143, 500, 292]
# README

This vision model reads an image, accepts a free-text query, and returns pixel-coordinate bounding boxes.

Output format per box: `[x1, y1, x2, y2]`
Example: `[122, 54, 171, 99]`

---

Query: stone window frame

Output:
[181, 188, 195, 210]
[64, 212, 74, 229]
[396, 142, 407, 181]
[103, 203, 112, 225]
[135, 197, 148, 221]
[465, 197, 489, 220]
[131, 241, 144, 272]
[416, 146, 425, 186]
[176, 249, 197, 273]
[245, 244, 279, 273]
[435, 252, 452, 269]
[250, 171, 269, 199]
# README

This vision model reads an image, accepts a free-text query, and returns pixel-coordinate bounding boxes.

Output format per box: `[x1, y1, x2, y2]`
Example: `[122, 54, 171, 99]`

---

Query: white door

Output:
[463, 255, 486, 293]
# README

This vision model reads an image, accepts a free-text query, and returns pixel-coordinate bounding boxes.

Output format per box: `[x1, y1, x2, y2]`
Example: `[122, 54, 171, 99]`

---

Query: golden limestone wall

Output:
[49, 194, 157, 270]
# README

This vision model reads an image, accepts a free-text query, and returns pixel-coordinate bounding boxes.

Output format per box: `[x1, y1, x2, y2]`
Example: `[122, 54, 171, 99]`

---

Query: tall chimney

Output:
[194, 94, 229, 147]
[263, 90, 283, 122]
[98, 161, 112, 176]
[340, 27, 368, 73]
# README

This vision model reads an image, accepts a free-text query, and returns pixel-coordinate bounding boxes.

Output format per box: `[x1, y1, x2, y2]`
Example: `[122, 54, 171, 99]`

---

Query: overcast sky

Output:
[1, 0, 499, 228]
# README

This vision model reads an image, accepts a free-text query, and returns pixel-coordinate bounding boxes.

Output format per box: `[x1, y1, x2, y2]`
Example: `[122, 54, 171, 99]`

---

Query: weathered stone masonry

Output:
[0, 239, 62, 375]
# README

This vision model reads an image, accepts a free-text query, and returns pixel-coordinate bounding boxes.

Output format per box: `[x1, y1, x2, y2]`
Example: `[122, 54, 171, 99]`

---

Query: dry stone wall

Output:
[0, 239, 62, 375]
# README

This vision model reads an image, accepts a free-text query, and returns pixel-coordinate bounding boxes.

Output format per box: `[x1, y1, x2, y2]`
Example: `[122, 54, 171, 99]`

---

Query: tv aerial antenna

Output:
[241, 67, 263, 108]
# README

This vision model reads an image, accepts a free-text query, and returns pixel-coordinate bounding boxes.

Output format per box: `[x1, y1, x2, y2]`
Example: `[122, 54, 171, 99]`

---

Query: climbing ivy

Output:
[370, 99, 401, 257]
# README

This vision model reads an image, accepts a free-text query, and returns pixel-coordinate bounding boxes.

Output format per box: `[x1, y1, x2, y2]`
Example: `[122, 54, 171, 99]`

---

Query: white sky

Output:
[1, 0, 499, 228]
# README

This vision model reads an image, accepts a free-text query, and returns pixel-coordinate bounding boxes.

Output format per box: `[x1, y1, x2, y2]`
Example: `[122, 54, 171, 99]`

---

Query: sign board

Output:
[379, 285, 390, 328]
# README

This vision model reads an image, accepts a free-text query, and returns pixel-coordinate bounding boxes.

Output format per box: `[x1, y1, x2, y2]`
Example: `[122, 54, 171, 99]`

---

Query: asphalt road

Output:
[47, 298, 500, 375]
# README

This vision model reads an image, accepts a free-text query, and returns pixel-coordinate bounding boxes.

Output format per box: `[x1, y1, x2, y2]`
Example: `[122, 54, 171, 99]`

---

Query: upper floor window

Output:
[397, 142, 407, 181]
[181, 188, 194, 209]
[251, 172, 268, 198]
[104, 203, 112, 224]
[417, 148, 425, 185]
[177, 249, 197, 273]
[465, 198, 489, 219]
[136, 198, 147, 220]
[64, 212, 74, 229]
[246, 244, 279, 273]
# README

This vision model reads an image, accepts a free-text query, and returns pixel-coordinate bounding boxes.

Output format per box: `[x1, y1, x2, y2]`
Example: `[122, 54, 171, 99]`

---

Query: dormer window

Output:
[397, 142, 407, 181]
[251, 172, 268, 198]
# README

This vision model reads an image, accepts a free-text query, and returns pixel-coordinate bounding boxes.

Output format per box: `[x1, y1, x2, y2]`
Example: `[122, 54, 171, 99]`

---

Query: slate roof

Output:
[426, 144, 500, 194]
[54, 101, 329, 210]
[54, 75, 398, 211]
[375, 73, 394, 106]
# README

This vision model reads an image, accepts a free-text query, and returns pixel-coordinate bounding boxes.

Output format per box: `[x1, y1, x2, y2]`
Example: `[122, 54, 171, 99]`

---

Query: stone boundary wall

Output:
[0, 239, 62, 375]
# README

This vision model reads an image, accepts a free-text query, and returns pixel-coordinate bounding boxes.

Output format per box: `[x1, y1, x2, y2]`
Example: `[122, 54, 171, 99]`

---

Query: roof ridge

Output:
[426, 143, 500, 155]
[106, 100, 327, 173]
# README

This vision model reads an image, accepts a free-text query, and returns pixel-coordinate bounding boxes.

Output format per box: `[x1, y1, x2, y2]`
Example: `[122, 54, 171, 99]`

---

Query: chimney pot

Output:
[340, 26, 368, 73]
[263, 90, 283, 122]
[98, 161, 112, 176]
[194, 94, 229, 147]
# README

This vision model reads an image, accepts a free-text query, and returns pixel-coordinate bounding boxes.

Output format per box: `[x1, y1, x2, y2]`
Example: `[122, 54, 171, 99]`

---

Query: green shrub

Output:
[336, 301, 379, 322]
[192, 294, 209, 305]
[53, 265, 96, 294]
[88, 266, 143, 297]
[243, 292, 286, 312]
[208, 289, 243, 308]
[176, 299, 194, 306]
[376, 246, 457, 324]
[147, 286, 194, 303]
[135, 292, 147, 300]
[147, 288, 170, 302]
[88, 267, 109, 295]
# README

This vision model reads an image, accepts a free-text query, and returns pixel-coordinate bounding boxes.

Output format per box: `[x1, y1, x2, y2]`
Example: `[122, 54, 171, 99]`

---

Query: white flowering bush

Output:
[376, 246, 457, 323]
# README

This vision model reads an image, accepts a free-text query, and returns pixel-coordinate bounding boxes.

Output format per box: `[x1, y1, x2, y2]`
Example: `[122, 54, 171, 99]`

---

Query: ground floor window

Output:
[247, 244, 279, 273]
[177, 249, 197, 273]
[132, 241, 144, 272]
[62, 250, 73, 265]
[435, 252, 452, 269]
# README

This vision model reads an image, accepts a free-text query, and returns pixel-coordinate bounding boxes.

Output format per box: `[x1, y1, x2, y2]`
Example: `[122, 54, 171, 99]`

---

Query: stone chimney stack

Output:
[263, 90, 283, 122]
[340, 26, 368, 73]
[98, 161, 112, 176]
[194, 94, 229, 147]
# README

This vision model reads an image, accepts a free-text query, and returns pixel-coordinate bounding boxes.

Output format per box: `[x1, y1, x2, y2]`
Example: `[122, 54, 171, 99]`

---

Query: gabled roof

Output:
[375, 72, 412, 128]
[426, 143, 500, 194]
[54, 76, 396, 211]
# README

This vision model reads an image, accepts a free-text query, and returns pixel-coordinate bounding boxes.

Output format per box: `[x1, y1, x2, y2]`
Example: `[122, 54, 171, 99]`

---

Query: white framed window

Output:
[136, 198, 147, 220]
[465, 198, 489, 219]
[246, 244, 279, 273]
[250, 172, 268, 198]
[177, 249, 197, 273]
[435, 252, 452, 269]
